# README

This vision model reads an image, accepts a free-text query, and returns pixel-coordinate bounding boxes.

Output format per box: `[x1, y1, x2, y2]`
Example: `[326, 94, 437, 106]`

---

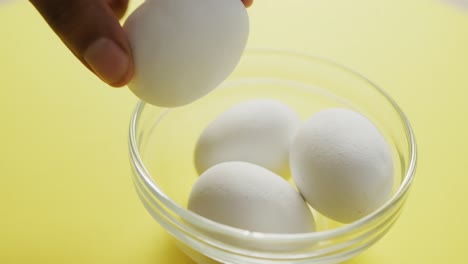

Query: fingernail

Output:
[84, 38, 130, 86]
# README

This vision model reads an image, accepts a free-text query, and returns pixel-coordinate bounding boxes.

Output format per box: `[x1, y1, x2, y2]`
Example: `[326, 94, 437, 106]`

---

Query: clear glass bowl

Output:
[128, 49, 417, 264]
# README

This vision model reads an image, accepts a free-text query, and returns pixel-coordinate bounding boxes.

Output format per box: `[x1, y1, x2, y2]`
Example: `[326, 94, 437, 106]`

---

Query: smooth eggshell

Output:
[290, 108, 394, 223]
[124, 0, 249, 107]
[194, 99, 300, 177]
[188, 161, 315, 234]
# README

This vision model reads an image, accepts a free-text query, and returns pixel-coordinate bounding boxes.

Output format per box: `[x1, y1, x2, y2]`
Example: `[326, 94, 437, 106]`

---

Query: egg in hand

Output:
[124, 0, 249, 107]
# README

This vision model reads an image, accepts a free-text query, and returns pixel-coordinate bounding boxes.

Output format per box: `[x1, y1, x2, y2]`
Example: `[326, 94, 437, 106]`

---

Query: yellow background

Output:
[1, 0, 467, 263]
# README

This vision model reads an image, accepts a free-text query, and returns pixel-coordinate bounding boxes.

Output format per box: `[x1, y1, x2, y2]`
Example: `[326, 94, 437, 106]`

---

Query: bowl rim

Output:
[128, 48, 417, 242]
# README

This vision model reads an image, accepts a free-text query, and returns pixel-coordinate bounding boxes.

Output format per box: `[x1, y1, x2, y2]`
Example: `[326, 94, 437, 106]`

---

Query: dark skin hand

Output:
[29, 0, 253, 87]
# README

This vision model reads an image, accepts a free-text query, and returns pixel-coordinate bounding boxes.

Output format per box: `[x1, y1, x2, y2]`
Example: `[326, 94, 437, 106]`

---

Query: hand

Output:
[30, 0, 253, 87]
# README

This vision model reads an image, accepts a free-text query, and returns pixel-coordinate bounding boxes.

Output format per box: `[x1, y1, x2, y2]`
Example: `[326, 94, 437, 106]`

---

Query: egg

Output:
[290, 108, 394, 223]
[123, 0, 249, 107]
[188, 161, 315, 234]
[194, 99, 300, 177]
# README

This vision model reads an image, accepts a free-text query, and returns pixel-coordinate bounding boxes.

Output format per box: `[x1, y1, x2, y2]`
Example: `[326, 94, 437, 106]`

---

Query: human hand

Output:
[30, 0, 253, 87]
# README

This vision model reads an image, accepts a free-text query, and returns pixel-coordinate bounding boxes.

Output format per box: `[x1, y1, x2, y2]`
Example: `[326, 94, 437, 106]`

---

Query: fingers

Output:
[107, 0, 129, 19]
[30, 0, 133, 87]
[30, 0, 250, 87]
[242, 0, 253, 7]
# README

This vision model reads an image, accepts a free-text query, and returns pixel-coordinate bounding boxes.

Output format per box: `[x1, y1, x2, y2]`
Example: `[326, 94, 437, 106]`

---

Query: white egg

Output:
[123, 0, 249, 107]
[194, 99, 300, 177]
[290, 108, 394, 223]
[188, 161, 315, 234]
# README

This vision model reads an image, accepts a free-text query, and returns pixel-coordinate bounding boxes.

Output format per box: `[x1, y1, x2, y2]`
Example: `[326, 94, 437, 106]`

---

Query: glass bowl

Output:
[128, 49, 417, 264]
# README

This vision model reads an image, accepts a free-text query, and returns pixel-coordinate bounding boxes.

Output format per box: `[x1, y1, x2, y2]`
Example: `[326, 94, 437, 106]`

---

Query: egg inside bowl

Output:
[129, 49, 417, 264]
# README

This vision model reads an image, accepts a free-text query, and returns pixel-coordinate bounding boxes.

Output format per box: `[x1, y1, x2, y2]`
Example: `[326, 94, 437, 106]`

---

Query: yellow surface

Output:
[0, 0, 467, 263]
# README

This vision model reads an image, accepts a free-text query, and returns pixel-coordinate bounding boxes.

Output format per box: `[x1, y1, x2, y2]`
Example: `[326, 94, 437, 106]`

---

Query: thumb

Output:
[242, 0, 253, 7]
[30, 0, 133, 87]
